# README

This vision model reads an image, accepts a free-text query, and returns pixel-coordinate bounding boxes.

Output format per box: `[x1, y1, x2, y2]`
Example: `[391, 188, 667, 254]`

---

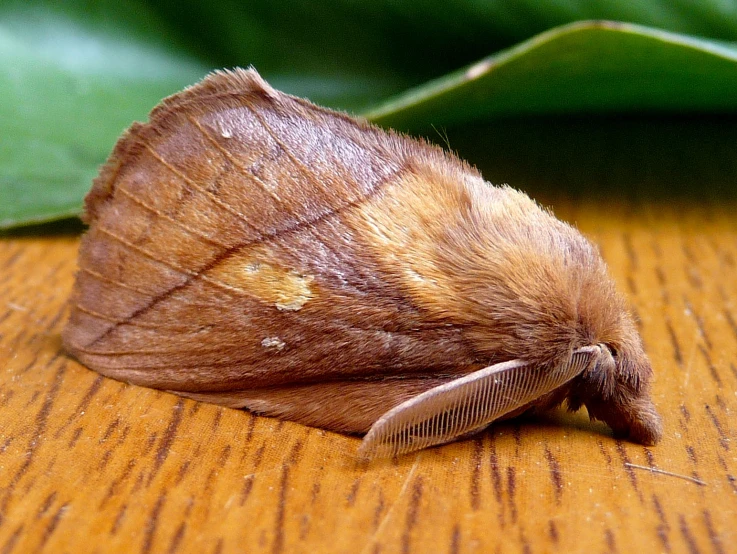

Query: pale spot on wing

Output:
[209, 255, 315, 310]
[211, 112, 235, 139]
[261, 337, 286, 350]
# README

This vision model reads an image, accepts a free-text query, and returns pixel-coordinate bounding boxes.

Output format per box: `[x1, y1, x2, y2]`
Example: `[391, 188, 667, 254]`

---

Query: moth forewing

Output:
[359, 346, 601, 459]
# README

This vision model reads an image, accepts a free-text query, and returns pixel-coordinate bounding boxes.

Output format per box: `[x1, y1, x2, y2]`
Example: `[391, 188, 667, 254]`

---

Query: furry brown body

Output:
[63, 69, 662, 451]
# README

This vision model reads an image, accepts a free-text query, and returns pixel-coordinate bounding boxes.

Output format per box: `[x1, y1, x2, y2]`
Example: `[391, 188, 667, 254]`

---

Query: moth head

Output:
[569, 341, 662, 445]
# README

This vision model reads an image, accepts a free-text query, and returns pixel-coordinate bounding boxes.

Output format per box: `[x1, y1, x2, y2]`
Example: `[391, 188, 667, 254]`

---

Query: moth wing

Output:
[359, 346, 601, 459]
[63, 67, 477, 394]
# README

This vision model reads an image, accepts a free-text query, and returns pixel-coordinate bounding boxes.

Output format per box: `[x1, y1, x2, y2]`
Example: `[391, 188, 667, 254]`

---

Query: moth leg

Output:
[359, 346, 600, 459]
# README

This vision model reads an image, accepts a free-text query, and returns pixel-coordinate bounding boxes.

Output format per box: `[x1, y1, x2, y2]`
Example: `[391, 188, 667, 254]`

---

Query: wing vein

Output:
[142, 143, 262, 233]
[117, 187, 229, 248]
[71, 303, 194, 332]
[243, 104, 342, 198]
[186, 114, 285, 205]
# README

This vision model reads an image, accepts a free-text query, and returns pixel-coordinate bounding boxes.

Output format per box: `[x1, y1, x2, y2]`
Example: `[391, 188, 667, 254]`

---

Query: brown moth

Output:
[63, 68, 662, 458]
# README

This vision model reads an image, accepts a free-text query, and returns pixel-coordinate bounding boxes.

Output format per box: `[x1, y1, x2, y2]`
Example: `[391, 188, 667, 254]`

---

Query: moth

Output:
[63, 68, 662, 458]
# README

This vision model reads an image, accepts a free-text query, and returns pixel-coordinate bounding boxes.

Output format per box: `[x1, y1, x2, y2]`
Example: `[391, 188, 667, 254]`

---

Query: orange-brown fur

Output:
[63, 68, 661, 446]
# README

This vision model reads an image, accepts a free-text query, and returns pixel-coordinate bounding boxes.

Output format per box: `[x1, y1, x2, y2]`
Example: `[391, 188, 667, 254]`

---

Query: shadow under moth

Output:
[63, 68, 663, 459]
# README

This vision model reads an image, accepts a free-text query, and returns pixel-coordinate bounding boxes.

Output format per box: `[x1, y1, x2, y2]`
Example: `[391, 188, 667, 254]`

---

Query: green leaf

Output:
[365, 21, 737, 130]
[148, 0, 737, 99]
[2, 1, 737, 230]
[0, 3, 209, 228]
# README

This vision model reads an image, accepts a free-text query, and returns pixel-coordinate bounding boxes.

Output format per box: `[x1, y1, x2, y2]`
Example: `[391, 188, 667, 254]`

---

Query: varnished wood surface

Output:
[0, 197, 735, 554]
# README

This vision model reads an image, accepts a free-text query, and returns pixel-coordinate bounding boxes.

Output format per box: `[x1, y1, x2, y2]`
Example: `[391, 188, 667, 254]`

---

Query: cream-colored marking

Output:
[216, 117, 234, 139]
[209, 256, 315, 310]
[346, 172, 452, 308]
[261, 337, 286, 351]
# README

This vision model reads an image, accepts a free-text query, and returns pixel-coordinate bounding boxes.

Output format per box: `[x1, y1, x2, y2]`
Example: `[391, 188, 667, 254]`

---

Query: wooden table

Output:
[0, 195, 735, 553]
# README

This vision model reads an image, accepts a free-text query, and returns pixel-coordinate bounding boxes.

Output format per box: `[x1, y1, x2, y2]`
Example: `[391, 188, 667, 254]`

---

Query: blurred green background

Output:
[1, 0, 736, 229]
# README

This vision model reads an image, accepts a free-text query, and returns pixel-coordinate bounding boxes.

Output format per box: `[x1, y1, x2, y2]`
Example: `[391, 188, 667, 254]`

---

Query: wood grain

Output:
[0, 196, 735, 553]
